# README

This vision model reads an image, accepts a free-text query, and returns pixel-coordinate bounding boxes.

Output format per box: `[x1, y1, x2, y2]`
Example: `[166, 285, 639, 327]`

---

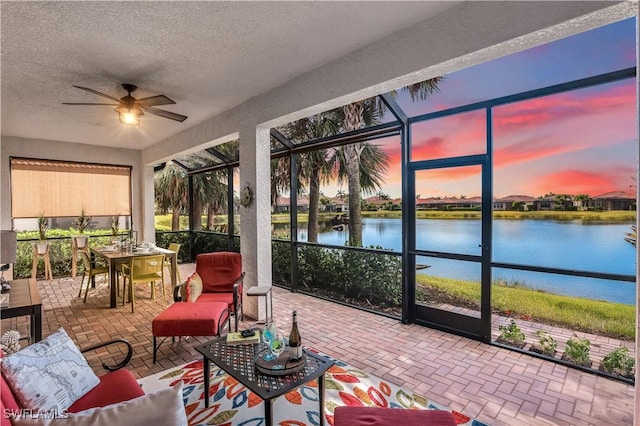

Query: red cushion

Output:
[152, 302, 229, 337]
[67, 369, 144, 413]
[1, 371, 21, 426]
[196, 252, 242, 293]
[333, 406, 457, 426]
[196, 292, 235, 310]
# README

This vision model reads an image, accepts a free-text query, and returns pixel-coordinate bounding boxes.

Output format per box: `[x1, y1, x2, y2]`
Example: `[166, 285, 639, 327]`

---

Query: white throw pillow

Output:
[11, 382, 187, 426]
[0, 328, 99, 412]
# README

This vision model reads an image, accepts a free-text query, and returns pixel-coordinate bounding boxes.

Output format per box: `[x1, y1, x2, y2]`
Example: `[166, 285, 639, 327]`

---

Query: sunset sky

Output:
[329, 17, 637, 200]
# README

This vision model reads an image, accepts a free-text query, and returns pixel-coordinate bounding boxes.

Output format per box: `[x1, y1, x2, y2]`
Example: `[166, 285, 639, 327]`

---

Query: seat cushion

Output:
[333, 406, 457, 426]
[196, 292, 234, 309]
[152, 302, 229, 337]
[1, 369, 21, 426]
[13, 383, 185, 426]
[67, 368, 145, 413]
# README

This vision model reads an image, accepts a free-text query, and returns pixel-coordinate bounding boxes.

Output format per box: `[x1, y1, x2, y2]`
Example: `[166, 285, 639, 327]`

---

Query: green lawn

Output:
[417, 275, 635, 340]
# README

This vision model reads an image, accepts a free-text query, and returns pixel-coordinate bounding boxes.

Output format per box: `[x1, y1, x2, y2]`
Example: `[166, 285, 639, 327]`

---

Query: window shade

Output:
[10, 158, 132, 218]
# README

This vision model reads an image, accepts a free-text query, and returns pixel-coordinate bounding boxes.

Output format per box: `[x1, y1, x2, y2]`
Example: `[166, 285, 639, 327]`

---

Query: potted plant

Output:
[599, 346, 634, 379]
[110, 216, 120, 237]
[496, 319, 526, 349]
[35, 213, 49, 254]
[72, 208, 92, 249]
[561, 335, 592, 368]
[529, 330, 557, 357]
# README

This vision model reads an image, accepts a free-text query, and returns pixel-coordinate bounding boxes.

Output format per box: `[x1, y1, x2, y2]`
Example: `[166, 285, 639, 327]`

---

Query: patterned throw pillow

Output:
[0, 328, 99, 411]
[179, 272, 203, 302]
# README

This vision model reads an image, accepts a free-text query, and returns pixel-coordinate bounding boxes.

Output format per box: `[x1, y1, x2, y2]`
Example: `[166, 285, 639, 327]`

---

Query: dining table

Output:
[90, 245, 178, 308]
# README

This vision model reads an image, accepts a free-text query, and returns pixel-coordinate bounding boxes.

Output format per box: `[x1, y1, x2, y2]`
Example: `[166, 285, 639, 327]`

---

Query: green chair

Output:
[165, 243, 182, 283]
[121, 254, 165, 313]
[78, 252, 109, 303]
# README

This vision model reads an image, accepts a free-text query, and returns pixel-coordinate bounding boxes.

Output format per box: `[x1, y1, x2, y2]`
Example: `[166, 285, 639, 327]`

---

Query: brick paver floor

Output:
[1, 263, 634, 425]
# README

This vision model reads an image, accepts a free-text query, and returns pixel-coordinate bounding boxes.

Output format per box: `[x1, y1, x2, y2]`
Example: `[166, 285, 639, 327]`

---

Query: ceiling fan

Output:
[63, 83, 187, 126]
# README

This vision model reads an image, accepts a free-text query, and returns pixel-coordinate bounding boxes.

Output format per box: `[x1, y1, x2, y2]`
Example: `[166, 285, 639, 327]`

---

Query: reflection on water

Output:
[277, 217, 635, 304]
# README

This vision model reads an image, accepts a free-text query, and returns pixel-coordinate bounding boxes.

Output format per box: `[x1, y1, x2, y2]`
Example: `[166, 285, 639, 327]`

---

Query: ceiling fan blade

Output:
[62, 102, 119, 106]
[136, 95, 176, 107]
[144, 107, 188, 122]
[72, 85, 122, 103]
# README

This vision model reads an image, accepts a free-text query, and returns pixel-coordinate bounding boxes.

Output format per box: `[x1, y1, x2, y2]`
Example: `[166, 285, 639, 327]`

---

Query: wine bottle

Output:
[288, 310, 302, 360]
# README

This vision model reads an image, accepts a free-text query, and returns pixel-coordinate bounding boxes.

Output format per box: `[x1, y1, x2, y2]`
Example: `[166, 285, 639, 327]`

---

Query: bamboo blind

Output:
[10, 158, 132, 218]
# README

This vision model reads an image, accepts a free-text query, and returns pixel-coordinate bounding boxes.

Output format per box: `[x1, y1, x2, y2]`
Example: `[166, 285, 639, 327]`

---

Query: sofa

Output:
[0, 332, 144, 426]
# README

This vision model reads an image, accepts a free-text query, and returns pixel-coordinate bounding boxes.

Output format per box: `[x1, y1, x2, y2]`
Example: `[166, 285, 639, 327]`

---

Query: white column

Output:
[140, 164, 156, 244]
[239, 124, 272, 321]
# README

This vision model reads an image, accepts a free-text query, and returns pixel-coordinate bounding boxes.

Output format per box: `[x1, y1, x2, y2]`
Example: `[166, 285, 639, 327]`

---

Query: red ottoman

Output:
[333, 406, 457, 426]
[152, 302, 230, 363]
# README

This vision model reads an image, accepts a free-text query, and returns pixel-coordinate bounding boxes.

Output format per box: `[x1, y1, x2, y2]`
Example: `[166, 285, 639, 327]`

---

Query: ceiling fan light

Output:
[116, 106, 142, 126]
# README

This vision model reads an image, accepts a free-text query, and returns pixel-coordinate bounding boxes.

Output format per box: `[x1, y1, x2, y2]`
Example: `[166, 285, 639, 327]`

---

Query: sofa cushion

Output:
[0, 328, 99, 412]
[179, 272, 203, 302]
[67, 368, 145, 413]
[333, 406, 457, 426]
[11, 382, 187, 426]
[1, 372, 20, 426]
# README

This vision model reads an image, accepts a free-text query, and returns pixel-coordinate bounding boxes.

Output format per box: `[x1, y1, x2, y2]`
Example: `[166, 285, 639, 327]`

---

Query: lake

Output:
[294, 218, 637, 305]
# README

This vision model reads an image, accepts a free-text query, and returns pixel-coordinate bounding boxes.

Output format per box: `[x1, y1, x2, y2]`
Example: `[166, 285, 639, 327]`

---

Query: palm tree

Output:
[154, 162, 188, 231]
[574, 194, 591, 211]
[279, 114, 339, 242]
[340, 78, 442, 246]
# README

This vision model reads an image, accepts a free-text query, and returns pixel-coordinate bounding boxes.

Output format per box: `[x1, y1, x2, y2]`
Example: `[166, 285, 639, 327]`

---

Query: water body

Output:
[294, 218, 637, 305]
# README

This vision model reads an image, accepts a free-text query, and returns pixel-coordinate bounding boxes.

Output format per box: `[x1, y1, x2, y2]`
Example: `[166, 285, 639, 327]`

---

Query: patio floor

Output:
[2, 263, 634, 425]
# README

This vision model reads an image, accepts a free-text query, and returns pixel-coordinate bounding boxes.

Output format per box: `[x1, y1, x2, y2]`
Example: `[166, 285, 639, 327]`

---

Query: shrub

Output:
[562, 335, 591, 367]
[496, 319, 525, 348]
[600, 346, 634, 378]
[530, 330, 557, 356]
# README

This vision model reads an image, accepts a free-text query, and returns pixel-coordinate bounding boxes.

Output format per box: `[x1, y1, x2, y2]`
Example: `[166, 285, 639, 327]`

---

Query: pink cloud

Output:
[495, 81, 635, 132]
[527, 167, 635, 196]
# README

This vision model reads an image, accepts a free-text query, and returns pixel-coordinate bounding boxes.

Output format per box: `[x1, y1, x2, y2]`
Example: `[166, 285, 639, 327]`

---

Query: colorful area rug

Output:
[139, 349, 488, 426]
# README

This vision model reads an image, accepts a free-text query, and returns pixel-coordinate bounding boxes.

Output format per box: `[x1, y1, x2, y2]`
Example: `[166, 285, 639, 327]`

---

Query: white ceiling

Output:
[1, 1, 459, 150]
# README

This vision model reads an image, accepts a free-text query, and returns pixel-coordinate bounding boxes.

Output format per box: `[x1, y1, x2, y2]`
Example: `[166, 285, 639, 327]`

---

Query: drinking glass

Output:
[270, 334, 286, 369]
[261, 321, 276, 361]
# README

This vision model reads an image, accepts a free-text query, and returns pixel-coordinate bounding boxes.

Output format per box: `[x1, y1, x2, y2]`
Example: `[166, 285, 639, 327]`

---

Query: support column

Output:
[239, 124, 272, 321]
[140, 165, 156, 244]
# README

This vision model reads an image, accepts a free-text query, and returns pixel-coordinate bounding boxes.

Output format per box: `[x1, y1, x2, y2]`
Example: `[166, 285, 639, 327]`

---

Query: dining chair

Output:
[121, 254, 165, 313]
[77, 252, 109, 303]
[165, 243, 182, 283]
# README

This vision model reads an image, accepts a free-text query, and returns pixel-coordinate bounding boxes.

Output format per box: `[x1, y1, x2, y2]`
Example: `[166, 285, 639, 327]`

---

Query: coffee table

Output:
[195, 336, 334, 426]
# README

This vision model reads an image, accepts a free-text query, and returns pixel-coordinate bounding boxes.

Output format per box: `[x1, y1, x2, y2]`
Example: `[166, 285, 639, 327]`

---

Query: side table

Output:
[0, 279, 42, 342]
[247, 285, 273, 324]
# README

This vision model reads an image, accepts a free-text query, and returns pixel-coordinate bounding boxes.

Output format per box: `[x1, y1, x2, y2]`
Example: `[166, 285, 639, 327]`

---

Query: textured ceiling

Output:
[1, 1, 458, 149]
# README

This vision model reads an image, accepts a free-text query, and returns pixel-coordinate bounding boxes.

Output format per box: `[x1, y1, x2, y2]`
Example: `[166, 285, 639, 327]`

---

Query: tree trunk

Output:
[171, 206, 181, 231]
[192, 196, 202, 231]
[345, 145, 363, 246]
[308, 167, 321, 242]
[342, 103, 365, 247]
[207, 203, 216, 230]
